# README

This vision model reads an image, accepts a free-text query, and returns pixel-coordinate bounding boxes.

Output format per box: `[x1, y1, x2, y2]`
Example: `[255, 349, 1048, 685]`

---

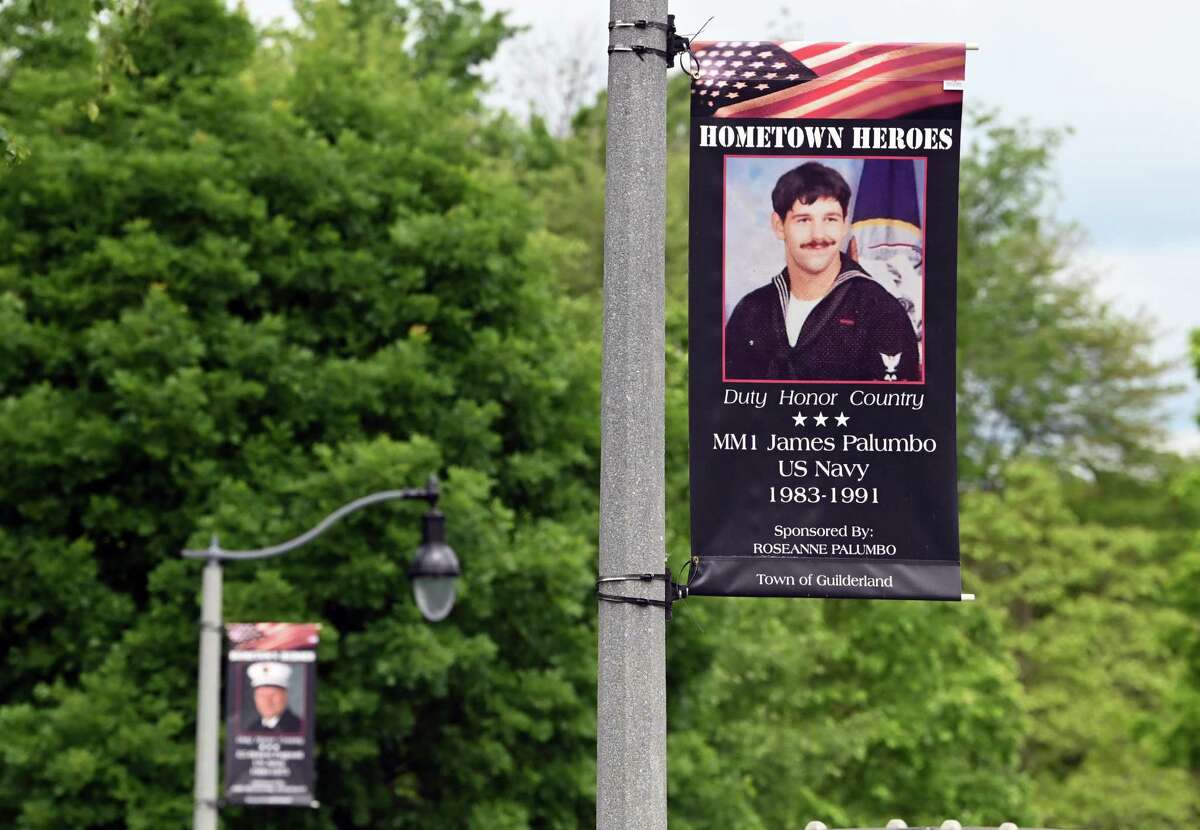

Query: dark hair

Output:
[771, 162, 851, 219]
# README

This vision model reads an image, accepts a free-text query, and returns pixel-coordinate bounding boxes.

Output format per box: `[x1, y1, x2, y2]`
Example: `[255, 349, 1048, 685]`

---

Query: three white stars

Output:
[792, 411, 850, 428]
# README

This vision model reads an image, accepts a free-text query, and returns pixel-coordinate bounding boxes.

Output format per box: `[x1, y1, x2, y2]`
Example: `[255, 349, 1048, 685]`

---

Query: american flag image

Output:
[226, 623, 264, 645]
[692, 41, 965, 120]
[226, 622, 321, 650]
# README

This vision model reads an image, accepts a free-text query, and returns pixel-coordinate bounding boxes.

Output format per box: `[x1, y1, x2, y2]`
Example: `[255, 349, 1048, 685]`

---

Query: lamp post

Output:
[181, 475, 458, 830]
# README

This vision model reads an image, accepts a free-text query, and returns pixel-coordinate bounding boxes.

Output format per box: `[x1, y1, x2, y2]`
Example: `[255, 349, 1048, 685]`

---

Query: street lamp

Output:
[409, 507, 460, 622]
[181, 475, 457, 830]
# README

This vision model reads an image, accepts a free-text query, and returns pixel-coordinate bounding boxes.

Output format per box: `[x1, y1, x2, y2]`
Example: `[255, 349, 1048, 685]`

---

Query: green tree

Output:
[664, 595, 1027, 829]
[528, 86, 1175, 488]
[0, 0, 153, 166]
[963, 462, 1198, 829]
[519, 74, 1031, 827]
[957, 113, 1172, 484]
[0, 1, 600, 827]
[524, 74, 1193, 827]
[1164, 331, 1200, 784]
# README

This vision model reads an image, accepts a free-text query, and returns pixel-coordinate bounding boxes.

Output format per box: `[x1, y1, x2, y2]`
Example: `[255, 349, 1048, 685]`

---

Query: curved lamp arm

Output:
[181, 477, 439, 562]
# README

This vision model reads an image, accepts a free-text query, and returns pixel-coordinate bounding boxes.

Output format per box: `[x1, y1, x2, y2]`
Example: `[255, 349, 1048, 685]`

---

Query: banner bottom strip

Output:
[688, 556, 962, 601]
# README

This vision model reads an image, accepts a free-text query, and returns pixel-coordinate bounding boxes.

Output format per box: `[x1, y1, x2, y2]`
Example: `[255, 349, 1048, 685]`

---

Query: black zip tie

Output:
[597, 593, 672, 608]
[597, 571, 667, 584]
[597, 571, 688, 620]
[608, 19, 672, 32]
[198, 620, 224, 632]
[607, 43, 673, 62]
[608, 14, 695, 73]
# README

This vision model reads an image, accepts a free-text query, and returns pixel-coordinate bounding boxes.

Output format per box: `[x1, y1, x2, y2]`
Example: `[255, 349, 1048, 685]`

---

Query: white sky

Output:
[245, 0, 1200, 448]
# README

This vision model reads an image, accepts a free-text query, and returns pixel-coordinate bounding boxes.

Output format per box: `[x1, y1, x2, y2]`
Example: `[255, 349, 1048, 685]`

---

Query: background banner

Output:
[687, 41, 966, 600]
[224, 622, 320, 807]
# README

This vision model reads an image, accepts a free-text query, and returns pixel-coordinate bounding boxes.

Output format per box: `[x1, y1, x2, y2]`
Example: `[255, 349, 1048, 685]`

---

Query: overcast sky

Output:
[245, 0, 1200, 449]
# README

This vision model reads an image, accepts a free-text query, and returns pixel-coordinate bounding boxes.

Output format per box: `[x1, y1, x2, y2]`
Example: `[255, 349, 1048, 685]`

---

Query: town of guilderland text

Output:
[756, 572, 896, 588]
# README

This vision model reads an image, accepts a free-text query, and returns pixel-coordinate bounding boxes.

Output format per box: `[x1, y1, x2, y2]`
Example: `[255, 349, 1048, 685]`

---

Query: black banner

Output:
[224, 623, 320, 807]
[687, 41, 966, 600]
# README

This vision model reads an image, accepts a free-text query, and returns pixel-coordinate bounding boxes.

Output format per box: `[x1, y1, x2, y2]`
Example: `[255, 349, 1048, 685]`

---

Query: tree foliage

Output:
[956, 113, 1173, 484]
[1163, 332, 1200, 781]
[963, 463, 1197, 828]
[1, 2, 1196, 828]
[520, 75, 1028, 827]
[526, 74, 1196, 828]
[0, 1, 599, 827]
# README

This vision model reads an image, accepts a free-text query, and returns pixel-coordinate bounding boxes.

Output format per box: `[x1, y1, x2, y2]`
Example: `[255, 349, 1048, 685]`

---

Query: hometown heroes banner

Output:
[224, 622, 320, 807]
[688, 41, 966, 600]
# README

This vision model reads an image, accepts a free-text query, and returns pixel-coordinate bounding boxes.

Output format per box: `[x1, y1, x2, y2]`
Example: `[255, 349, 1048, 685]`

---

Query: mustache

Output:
[800, 240, 837, 249]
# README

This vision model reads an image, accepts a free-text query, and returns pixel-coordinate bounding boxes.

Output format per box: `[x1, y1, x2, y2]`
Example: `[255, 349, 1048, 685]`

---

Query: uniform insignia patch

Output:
[881, 352, 901, 381]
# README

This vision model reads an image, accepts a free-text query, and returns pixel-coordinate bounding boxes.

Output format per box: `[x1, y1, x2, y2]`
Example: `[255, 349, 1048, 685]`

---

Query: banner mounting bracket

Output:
[607, 14, 699, 76]
[597, 570, 689, 620]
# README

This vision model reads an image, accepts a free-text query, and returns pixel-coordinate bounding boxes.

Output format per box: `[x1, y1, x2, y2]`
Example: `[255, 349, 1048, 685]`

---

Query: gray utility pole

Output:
[193, 557, 222, 830]
[598, 2, 669, 829]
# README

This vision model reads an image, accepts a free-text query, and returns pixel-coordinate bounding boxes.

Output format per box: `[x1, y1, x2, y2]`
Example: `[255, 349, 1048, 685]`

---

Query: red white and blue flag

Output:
[853, 158, 925, 346]
[692, 41, 965, 119]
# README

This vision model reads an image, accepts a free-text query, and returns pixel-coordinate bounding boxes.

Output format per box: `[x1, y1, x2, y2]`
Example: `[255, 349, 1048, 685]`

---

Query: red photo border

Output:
[234, 662, 306, 737]
[721, 153, 928, 385]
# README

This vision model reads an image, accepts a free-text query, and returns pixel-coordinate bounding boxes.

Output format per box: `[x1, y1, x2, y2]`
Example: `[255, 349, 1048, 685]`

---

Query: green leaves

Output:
[0, 1, 598, 827]
[964, 462, 1197, 829]
[2, 1, 1194, 827]
[957, 111, 1172, 484]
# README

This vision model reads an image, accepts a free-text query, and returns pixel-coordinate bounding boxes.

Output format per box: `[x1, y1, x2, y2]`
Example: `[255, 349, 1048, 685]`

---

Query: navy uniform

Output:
[725, 253, 920, 382]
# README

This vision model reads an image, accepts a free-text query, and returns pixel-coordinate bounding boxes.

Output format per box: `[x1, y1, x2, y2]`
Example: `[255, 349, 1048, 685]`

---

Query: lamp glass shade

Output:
[410, 510, 459, 622]
[412, 575, 457, 622]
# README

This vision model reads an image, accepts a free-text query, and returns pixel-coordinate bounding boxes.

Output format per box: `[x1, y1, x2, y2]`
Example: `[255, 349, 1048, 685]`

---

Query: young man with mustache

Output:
[724, 162, 920, 382]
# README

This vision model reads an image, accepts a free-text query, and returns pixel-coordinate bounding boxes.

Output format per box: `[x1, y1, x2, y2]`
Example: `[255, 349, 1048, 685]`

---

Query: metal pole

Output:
[182, 485, 445, 825]
[193, 557, 222, 830]
[598, 2, 668, 829]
